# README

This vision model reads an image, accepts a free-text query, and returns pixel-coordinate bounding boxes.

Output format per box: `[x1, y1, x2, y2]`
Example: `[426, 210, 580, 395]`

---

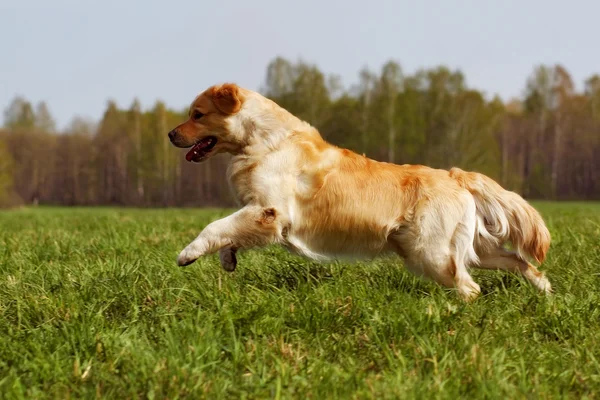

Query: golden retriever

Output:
[167, 83, 551, 300]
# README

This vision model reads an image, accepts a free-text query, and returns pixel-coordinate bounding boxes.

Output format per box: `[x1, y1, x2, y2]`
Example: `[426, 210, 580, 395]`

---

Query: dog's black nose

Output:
[168, 130, 176, 141]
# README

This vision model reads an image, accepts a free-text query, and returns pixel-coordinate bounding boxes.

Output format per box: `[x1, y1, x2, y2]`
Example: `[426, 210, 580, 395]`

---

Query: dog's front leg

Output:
[218, 247, 238, 272]
[177, 205, 281, 269]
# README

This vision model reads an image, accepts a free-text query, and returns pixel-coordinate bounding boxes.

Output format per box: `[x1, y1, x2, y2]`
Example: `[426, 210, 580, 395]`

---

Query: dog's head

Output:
[168, 83, 247, 162]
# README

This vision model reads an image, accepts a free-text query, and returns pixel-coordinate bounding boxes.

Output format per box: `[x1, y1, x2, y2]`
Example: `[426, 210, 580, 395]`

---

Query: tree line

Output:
[1, 57, 599, 207]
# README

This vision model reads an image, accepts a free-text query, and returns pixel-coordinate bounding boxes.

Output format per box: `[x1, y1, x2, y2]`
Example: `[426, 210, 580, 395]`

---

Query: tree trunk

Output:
[387, 96, 396, 163]
[551, 117, 561, 199]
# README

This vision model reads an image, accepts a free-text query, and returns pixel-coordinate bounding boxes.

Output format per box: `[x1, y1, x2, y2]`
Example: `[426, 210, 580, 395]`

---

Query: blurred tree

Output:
[291, 61, 331, 127]
[523, 65, 555, 197]
[52, 117, 96, 204]
[35, 101, 56, 132]
[320, 94, 361, 151]
[127, 99, 144, 202]
[0, 138, 15, 205]
[3, 96, 35, 130]
[327, 74, 344, 100]
[550, 65, 574, 198]
[376, 60, 403, 163]
[356, 66, 377, 155]
[585, 74, 600, 120]
[263, 56, 295, 98]
[94, 100, 125, 204]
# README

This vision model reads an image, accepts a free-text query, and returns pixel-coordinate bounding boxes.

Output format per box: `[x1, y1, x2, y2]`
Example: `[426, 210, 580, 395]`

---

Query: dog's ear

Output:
[211, 83, 243, 114]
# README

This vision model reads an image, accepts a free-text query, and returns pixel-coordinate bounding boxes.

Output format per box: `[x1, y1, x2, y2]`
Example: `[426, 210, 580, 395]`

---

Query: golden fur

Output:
[168, 83, 552, 300]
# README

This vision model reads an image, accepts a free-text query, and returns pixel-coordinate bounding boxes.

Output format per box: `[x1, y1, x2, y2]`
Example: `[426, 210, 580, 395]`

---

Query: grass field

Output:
[1, 203, 599, 399]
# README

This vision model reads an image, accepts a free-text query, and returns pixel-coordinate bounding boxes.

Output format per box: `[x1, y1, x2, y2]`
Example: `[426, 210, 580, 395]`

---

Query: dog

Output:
[167, 83, 551, 300]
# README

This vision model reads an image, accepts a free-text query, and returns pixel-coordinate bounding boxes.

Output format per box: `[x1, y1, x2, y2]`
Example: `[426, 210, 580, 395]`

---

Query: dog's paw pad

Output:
[219, 248, 237, 272]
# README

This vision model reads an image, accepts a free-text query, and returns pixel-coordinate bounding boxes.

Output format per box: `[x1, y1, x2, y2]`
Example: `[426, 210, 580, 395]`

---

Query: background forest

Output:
[1, 57, 599, 207]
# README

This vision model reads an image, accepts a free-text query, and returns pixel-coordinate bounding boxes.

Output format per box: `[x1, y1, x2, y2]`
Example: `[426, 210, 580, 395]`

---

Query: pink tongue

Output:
[185, 142, 203, 162]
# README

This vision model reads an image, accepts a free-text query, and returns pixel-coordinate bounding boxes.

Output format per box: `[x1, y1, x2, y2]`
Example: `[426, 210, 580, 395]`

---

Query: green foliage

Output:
[34, 102, 56, 133]
[0, 204, 599, 398]
[3, 97, 36, 130]
[0, 139, 15, 205]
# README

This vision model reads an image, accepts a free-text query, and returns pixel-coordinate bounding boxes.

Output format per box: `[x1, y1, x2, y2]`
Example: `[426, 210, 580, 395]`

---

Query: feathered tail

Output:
[449, 168, 550, 263]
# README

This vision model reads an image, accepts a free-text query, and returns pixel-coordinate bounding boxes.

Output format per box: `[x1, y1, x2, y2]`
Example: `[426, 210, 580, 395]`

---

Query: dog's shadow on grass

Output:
[241, 258, 338, 291]
[234, 252, 437, 297]
[232, 250, 538, 299]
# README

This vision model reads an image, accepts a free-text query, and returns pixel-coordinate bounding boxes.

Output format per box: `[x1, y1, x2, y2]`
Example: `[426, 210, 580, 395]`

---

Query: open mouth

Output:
[185, 136, 217, 162]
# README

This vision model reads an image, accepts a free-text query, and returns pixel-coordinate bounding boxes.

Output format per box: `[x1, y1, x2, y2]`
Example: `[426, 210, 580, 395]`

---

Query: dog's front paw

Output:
[177, 254, 197, 266]
[219, 248, 237, 272]
[177, 244, 204, 267]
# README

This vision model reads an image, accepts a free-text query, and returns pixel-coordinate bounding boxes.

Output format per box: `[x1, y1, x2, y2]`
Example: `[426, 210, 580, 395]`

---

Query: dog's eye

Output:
[193, 111, 204, 121]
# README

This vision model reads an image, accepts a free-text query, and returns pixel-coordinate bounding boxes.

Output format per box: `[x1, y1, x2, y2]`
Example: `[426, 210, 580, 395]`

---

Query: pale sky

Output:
[1, 0, 598, 129]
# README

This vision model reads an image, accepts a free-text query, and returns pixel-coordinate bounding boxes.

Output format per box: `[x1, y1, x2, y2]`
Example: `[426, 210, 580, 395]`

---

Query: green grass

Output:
[1, 203, 599, 399]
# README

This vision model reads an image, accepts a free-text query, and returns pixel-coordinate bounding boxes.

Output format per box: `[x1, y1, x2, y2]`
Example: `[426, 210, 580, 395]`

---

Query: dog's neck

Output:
[236, 97, 322, 158]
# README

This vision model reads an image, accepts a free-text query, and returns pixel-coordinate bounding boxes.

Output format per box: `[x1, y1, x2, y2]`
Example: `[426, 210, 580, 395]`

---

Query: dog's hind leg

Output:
[474, 248, 552, 293]
[400, 250, 480, 301]
[177, 205, 282, 268]
[391, 193, 481, 301]
[448, 195, 482, 301]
